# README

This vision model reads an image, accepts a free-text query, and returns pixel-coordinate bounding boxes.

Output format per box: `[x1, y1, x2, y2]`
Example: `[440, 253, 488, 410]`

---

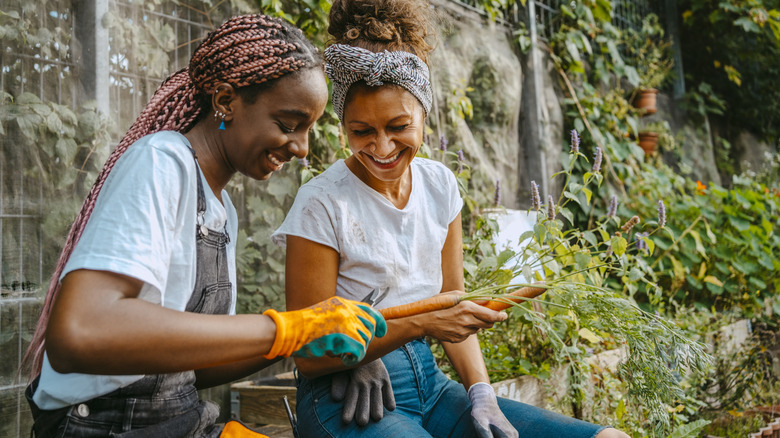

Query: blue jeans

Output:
[296, 338, 608, 437]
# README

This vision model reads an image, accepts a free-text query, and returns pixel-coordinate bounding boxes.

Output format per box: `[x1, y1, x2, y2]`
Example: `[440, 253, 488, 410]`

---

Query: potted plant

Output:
[637, 120, 671, 155]
[625, 14, 674, 115]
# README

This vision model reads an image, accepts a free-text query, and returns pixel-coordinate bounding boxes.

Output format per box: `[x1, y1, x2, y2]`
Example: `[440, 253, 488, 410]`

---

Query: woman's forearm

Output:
[442, 335, 491, 389]
[46, 270, 279, 375]
[194, 356, 283, 389]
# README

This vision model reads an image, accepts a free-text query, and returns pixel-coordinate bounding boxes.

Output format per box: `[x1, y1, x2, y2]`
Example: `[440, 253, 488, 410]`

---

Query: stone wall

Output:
[429, 0, 526, 209]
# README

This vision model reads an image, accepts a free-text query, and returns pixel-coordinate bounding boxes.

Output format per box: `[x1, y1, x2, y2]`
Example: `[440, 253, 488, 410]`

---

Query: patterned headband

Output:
[325, 44, 433, 122]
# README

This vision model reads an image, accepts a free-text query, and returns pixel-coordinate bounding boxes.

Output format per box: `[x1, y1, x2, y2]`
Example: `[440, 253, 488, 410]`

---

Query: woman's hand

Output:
[264, 296, 387, 365]
[330, 359, 395, 426]
[421, 296, 507, 343]
[468, 382, 518, 438]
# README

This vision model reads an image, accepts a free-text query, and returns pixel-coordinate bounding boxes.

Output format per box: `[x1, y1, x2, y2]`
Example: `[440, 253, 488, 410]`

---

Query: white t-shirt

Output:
[34, 131, 238, 409]
[272, 158, 463, 309]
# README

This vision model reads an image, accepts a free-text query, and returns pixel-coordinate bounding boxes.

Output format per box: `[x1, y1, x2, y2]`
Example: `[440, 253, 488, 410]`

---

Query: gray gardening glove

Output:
[468, 382, 518, 438]
[330, 359, 396, 426]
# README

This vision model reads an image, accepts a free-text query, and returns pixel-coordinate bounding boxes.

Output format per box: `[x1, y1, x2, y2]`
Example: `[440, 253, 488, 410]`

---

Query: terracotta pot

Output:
[633, 88, 658, 115]
[638, 132, 659, 155]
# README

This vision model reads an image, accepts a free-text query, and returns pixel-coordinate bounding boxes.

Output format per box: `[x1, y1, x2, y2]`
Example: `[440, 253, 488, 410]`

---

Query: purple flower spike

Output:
[608, 195, 618, 217]
[300, 157, 310, 168]
[439, 135, 448, 152]
[494, 179, 501, 207]
[547, 195, 555, 221]
[635, 232, 649, 252]
[657, 200, 666, 227]
[531, 181, 541, 211]
[457, 149, 464, 173]
[593, 147, 603, 173]
[570, 129, 580, 153]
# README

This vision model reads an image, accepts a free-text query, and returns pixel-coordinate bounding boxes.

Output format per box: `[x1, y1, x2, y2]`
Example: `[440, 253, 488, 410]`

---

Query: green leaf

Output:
[668, 419, 711, 438]
[704, 221, 717, 243]
[628, 267, 644, 281]
[518, 230, 535, 244]
[16, 113, 40, 140]
[593, 0, 612, 22]
[615, 399, 625, 420]
[563, 190, 582, 206]
[733, 17, 761, 33]
[582, 187, 592, 205]
[749, 277, 767, 290]
[574, 252, 591, 270]
[522, 264, 534, 282]
[728, 215, 751, 232]
[545, 259, 561, 276]
[565, 39, 581, 62]
[703, 275, 723, 287]
[641, 236, 655, 255]
[497, 249, 514, 266]
[582, 231, 598, 247]
[45, 111, 63, 133]
[2, 10, 21, 19]
[578, 328, 602, 343]
[560, 207, 575, 226]
[688, 230, 708, 259]
[534, 222, 547, 245]
[611, 236, 628, 256]
[54, 138, 78, 163]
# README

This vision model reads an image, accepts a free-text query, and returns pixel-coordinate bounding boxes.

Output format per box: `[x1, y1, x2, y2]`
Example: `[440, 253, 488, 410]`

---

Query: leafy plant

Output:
[679, 0, 780, 142]
[438, 130, 712, 436]
[623, 14, 674, 91]
[621, 162, 780, 310]
[0, 91, 112, 281]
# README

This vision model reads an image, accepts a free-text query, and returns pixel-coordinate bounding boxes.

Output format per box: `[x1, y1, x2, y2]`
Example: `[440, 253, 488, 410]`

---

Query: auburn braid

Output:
[24, 14, 321, 379]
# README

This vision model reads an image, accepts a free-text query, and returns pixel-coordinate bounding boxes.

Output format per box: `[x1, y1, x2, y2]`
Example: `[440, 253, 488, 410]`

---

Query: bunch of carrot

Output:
[379, 285, 548, 320]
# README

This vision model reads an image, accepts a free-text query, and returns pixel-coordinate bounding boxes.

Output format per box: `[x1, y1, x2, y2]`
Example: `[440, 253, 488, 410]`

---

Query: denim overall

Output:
[27, 147, 232, 437]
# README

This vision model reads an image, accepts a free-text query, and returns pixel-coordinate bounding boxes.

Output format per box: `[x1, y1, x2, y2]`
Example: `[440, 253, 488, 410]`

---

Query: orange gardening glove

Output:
[220, 420, 269, 437]
[263, 296, 387, 366]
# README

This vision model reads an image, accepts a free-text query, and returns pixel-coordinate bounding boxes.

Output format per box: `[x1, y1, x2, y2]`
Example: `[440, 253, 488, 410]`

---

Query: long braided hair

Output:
[23, 14, 322, 379]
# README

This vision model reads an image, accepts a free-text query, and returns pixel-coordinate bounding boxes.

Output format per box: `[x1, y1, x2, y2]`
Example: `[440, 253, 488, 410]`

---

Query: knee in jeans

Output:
[596, 428, 631, 438]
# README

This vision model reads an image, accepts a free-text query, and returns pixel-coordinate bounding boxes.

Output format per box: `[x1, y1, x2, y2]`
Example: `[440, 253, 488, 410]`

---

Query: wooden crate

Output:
[230, 380, 297, 426]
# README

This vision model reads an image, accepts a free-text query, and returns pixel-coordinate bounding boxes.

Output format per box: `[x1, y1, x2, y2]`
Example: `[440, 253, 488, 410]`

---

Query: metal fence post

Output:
[664, 0, 685, 99]
[520, 0, 550, 203]
[75, 0, 109, 117]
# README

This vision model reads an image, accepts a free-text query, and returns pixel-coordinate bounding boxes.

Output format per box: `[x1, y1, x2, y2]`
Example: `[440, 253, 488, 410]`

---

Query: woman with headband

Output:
[274, 1, 630, 437]
[22, 14, 386, 437]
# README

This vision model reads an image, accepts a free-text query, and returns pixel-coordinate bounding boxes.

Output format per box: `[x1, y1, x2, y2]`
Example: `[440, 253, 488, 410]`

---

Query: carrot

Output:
[476, 286, 548, 311]
[380, 293, 461, 320]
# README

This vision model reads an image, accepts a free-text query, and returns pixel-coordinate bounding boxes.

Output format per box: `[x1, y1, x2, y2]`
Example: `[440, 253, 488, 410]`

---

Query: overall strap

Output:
[187, 146, 208, 225]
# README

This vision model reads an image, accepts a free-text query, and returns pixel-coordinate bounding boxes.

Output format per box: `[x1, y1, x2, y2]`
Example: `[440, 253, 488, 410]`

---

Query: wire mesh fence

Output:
[0, 1, 230, 435]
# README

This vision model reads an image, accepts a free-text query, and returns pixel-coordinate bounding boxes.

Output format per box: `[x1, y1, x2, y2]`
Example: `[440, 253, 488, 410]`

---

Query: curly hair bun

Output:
[328, 0, 435, 63]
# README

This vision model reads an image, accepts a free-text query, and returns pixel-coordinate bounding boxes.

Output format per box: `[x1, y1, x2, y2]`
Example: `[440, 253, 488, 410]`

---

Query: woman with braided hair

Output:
[274, 1, 630, 437]
[22, 14, 387, 437]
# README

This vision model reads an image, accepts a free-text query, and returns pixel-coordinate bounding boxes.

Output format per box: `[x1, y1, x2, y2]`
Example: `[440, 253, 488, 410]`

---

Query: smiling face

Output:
[226, 68, 329, 181]
[342, 83, 425, 189]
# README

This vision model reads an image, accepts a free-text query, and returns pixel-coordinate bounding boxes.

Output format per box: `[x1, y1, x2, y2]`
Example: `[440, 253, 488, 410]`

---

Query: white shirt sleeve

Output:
[271, 183, 339, 252]
[63, 137, 193, 302]
[444, 166, 464, 223]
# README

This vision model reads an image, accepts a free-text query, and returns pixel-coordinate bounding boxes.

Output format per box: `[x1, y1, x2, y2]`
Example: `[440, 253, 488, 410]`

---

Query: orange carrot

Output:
[380, 293, 461, 320]
[476, 286, 548, 311]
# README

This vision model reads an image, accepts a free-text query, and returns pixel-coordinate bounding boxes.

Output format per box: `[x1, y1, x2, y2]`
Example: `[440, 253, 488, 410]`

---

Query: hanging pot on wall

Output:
[638, 131, 659, 155]
[633, 88, 658, 115]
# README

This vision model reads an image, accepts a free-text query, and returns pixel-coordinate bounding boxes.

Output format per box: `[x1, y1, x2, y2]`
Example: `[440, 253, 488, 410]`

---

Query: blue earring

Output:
[215, 110, 226, 130]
